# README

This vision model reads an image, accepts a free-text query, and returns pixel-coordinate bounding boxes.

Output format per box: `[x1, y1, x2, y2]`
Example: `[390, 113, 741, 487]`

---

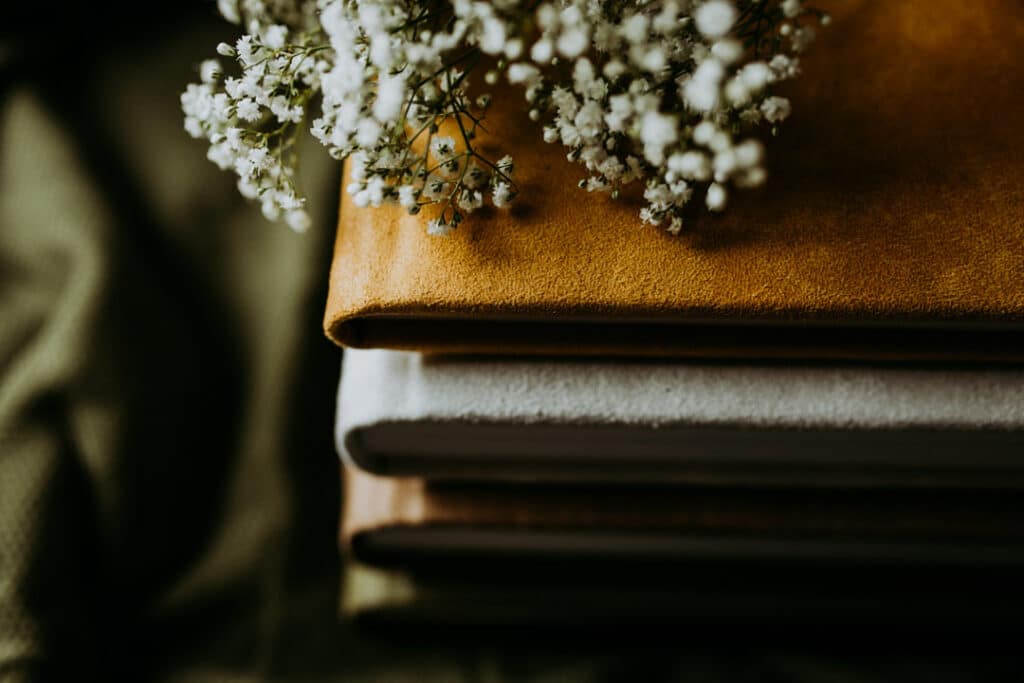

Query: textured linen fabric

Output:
[324, 0, 1024, 358]
[336, 348, 1024, 482]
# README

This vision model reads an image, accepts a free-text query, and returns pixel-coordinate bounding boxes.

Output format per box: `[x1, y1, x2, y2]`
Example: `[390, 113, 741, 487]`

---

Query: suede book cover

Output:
[336, 349, 1024, 486]
[341, 468, 1024, 566]
[341, 561, 1024, 629]
[324, 0, 1024, 359]
[342, 469, 1024, 626]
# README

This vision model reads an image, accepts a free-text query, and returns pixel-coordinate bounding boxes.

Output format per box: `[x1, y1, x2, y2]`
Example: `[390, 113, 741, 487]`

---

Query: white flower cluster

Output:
[514, 0, 828, 232]
[310, 0, 523, 233]
[182, 3, 322, 231]
[183, 0, 827, 235]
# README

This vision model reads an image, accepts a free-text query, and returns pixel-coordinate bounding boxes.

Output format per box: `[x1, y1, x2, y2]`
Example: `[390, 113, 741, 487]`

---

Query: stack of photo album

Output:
[325, 0, 1024, 629]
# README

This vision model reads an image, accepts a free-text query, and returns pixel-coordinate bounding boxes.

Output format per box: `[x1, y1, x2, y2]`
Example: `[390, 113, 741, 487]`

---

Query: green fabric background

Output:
[0, 12, 348, 680]
[0, 6, 1020, 682]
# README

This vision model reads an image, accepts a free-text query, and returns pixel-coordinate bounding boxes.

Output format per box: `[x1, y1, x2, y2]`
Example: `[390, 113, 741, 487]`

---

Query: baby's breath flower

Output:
[492, 182, 514, 208]
[457, 190, 484, 212]
[695, 1, 738, 39]
[217, 0, 241, 24]
[706, 182, 728, 211]
[264, 24, 288, 49]
[761, 95, 793, 122]
[782, 0, 804, 18]
[431, 137, 456, 160]
[427, 218, 453, 236]
[200, 60, 223, 84]
[286, 209, 312, 232]
[184, 0, 825, 235]
[496, 155, 514, 175]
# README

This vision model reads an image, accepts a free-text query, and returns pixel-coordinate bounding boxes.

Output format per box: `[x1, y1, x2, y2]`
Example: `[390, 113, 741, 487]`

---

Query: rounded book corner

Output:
[324, 315, 360, 349]
[342, 428, 389, 476]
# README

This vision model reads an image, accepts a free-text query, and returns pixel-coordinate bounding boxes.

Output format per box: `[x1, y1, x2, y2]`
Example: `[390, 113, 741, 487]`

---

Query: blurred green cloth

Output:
[0, 16, 349, 681]
[0, 9, 1021, 683]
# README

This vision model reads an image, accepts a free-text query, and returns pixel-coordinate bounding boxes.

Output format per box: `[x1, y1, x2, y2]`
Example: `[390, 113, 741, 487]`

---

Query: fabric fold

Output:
[341, 468, 1024, 562]
[340, 469, 1024, 625]
[324, 0, 1024, 359]
[336, 349, 1024, 485]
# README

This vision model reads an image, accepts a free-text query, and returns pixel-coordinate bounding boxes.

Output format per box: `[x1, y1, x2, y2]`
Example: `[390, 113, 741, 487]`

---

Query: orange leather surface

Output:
[324, 0, 1024, 355]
